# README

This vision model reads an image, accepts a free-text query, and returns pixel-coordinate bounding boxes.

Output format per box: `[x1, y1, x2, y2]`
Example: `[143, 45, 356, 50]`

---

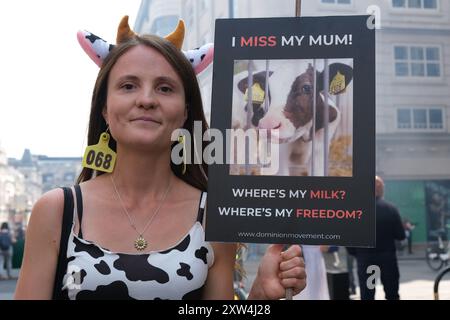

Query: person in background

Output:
[0, 222, 13, 280]
[345, 247, 356, 296]
[350, 176, 405, 300]
[12, 225, 25, 269]
[403, 218, 415, 255]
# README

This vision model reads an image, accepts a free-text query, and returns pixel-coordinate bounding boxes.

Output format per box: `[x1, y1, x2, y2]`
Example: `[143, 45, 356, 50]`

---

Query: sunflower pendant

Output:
[134, 235, 148, 251]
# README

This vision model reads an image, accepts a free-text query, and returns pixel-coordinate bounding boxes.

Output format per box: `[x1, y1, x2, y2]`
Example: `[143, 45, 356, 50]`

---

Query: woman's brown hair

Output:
[77, 35, 208, 191]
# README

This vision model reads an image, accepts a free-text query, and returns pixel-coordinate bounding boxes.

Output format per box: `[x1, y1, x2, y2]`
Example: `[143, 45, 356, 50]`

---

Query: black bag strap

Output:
[52, 187, 74, 300]
[74, 185, 83, 239]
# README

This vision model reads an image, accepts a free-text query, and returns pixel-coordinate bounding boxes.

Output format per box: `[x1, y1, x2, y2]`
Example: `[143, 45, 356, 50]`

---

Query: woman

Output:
[14, 27, 305, 299]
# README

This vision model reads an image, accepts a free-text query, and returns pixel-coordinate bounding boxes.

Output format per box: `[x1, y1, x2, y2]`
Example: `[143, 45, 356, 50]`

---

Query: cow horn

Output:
[164, 20, 185, 49]
[116, 15, 137, 44]
[117, 16, 184, 49]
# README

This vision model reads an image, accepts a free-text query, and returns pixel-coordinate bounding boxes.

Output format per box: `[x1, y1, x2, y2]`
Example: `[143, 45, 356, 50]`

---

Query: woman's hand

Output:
[248, 244, 306, 300]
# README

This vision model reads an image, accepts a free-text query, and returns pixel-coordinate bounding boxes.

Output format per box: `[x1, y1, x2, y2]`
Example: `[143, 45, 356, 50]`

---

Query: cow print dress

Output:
[54, 187, 214, 300]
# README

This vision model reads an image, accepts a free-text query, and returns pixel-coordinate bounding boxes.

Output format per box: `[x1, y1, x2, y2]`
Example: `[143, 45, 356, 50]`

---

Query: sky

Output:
[0, 0, 142, 159]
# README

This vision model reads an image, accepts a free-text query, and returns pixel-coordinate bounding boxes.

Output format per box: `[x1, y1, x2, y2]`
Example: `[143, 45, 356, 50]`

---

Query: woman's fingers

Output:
[279, 265, 306, 280]
[280, 245, 305, 272]
[281, 244, 302, 260]
[279, 256, 305, 272]
[278, 244, 307, 296]
[281, 276, 307, 295]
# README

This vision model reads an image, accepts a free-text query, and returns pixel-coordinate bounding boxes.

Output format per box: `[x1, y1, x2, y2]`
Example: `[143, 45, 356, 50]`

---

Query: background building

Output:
[9, 150, 82, 193]
[34, 155, 82, 193]
[6, 149, 82, 226]
[135, 0, 450, 243]
[135, 0, 182, 37]
[0, 144, 26, 224]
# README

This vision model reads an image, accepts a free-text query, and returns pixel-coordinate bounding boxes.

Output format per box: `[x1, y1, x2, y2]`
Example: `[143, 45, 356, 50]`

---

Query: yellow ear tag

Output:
[329, 71, 346, 95]
[82, 132, 117, 173]
[244, 83, 265, 104]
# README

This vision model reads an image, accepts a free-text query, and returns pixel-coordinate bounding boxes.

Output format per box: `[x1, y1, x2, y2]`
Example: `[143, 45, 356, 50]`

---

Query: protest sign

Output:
[206, 16, 375, 246]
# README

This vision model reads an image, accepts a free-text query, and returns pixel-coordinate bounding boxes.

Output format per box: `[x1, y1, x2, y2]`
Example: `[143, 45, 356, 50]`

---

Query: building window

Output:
[394, 45, 441, 77]
[64, 173, 75, 182]
[397, 107, 444, 130]
[42, 173, 54, 183]
[392, 0, 438, 9]
[429, 109, 444, 129]
[321, 0, 351, 4]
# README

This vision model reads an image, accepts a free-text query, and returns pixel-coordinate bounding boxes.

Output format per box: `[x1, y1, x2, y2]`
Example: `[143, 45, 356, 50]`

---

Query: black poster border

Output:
[206, 16, 375, 247]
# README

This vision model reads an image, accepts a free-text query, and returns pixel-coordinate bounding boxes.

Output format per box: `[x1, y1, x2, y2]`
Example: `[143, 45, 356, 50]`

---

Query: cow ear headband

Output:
[77, 15, 214, 74]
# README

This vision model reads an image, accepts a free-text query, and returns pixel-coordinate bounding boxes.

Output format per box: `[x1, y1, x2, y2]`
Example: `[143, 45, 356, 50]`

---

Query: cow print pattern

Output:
[177, 263, 193, 280]
[81, 30, 112, 61]
[59, 193, 213, 300]
[80, 29, 213, 74]
[183, 44, 211, 67]
[94, 260, 111, 275]
[195, 246, 209, 264]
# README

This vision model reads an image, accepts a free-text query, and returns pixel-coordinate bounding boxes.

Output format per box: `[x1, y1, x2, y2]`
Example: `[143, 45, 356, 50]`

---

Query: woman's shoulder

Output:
[31, 188, 66, 226]
[33, 187, 65, 211]
[27, 188, 68, 248]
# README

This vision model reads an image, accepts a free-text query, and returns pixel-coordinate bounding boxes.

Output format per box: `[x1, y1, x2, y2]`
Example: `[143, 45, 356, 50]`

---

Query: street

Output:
[242, 253, 450, 300]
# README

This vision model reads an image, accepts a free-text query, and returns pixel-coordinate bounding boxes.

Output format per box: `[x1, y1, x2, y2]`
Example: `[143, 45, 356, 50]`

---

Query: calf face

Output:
[259, 62, 353, 144]
[284, 64, 338, 133]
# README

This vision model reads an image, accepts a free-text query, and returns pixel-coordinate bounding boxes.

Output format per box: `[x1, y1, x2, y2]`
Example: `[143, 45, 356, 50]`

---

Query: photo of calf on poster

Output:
[230, 58, 354, 177]
[206, 16, 376, 247]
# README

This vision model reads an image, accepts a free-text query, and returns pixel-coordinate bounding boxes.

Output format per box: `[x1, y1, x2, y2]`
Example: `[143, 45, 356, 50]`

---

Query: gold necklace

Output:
[110, 175, 172, 251]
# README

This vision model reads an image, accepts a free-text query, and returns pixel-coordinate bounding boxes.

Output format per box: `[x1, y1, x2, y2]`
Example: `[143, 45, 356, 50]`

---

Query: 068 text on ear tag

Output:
[82, 133, 117, 173]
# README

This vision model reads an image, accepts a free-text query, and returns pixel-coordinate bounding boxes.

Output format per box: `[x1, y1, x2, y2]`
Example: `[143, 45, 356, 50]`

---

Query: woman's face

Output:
[104, 45, 187, 151]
